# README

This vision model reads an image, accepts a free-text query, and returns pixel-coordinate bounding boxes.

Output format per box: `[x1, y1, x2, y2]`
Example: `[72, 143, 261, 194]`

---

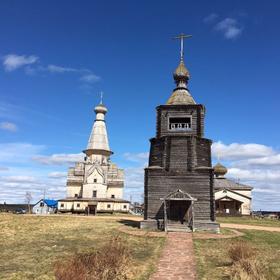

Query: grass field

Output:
[1, 213, 280, 280]
[0, 214, 164, 280]
[194, 229, 280, 279]
[217, 216, 280, 227]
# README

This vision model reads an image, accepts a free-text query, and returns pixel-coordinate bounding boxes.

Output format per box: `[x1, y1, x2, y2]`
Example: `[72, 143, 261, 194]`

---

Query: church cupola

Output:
[167, 34, 196, 105]
[213, 162, 228, 178]
[83, 95, 113, 162]
[173, 59, 190, 87]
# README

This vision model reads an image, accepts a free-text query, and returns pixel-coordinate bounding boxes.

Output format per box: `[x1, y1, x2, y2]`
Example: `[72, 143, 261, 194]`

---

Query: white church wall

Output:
[234, 190, 252, 198]
[241, 200, 251, 215]
[58, 201, 73, 211]
[97, 202, 129, 212]
[107, 187, 123, 199]
[82, 183, 107, 198]
[67, 186, 81, 198]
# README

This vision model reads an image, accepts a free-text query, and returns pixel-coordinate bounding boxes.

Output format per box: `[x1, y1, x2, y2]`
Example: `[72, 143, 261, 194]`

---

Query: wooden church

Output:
[141, 34, 219, 232]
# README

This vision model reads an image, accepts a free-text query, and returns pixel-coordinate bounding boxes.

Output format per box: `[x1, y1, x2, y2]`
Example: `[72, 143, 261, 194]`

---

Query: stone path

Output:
[150, 232, 196, 280]
[220, 223, 280, 232]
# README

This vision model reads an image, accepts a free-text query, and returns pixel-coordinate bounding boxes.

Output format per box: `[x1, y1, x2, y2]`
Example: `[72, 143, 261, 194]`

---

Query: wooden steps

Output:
[166, 223, 192, 232]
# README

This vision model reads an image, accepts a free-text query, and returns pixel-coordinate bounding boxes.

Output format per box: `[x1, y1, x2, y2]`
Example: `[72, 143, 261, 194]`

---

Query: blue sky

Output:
[0, 0, 279, 210]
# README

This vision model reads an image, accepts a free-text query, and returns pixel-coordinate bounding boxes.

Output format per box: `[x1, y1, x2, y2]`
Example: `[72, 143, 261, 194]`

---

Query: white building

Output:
[58, 101, 129, 214]
[214, 163, 253, 216]
[32, 199, 58, 215]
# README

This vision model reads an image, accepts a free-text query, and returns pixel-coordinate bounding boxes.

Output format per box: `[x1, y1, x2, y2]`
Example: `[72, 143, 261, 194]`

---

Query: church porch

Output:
[162, 189, 196, 232]
[216, 198, 242, 216]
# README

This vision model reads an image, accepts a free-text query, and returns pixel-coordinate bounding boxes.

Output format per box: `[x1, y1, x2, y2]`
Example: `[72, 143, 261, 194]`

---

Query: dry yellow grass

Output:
[0, 214, 165, 280]
[194, 229, 280, 279]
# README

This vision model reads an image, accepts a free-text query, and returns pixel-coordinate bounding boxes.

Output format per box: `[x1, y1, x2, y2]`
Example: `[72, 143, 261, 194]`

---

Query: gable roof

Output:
[43, 199, 57, 207]
[162, 189, 196, 201]
[214, 178, 253, 190]
[34, 199, 57, 208]
[215, 188, 251, 202]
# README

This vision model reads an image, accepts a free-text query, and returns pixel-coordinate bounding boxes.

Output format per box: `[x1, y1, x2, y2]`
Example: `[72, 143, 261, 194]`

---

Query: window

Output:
[40, 202, 44, 207]
[123, 205, 127, 209]
[77, 203, 80, 208]
[61, 203, 64, 208]
[92, 190, 97, 198]
[168, 117, 191, 131]
[94, 178, 97, 183]
[74, 193, 78, 198]
[107, 204, 111, 209]
[111, 194, 115, 199]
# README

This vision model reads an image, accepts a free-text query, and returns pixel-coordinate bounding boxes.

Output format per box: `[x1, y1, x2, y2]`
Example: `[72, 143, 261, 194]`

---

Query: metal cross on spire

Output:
[173, 33, 192, 60]
[100, 91, 103, 104]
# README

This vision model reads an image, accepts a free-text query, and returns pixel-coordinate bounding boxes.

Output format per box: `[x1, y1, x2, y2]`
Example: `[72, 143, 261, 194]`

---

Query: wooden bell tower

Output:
[141, 34, 220, 232]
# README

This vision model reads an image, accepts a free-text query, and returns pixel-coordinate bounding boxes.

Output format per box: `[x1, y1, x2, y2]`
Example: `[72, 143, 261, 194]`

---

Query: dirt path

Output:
[221, 223, 280, 232]
[150, 232, 196, 280]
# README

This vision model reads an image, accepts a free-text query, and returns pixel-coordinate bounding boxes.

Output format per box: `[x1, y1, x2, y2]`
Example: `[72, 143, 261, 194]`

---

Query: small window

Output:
[40, 202, 44, 207]
[61, 203, 64, 208]
[92, 190, 97, 198]
[123, 205, 127, 209]
[107, 204, 111, 209]
[169, 117, 191, 131]
[77, 203, 80, 208]
[74, 194, 78, 198]
[111, 194, 115, 199]
[94, 179, 97, 183]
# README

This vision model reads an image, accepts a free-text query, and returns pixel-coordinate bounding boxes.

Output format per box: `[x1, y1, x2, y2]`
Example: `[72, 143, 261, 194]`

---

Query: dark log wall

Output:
[144, 168, 214, 221]
[196, 138, 212, 168]
[149, 138, 164, 167]
[144, 102, 216, 224]
[149, 136, 212, 170]
[156, 104, 205, 138]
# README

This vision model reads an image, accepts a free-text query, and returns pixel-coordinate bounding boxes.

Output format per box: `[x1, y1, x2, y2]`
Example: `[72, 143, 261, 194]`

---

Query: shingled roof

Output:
[214, 178, 253, 190]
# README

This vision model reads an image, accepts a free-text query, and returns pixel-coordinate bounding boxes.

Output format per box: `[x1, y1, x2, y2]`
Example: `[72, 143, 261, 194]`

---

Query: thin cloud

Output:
[246, 154, 280, 166]
[1, 175, 36, 183]
[0, 142, 45, 163]
[2, 54, 101, 85]
[80, 73, 101, 83]
[228, 168, 280, 183]
[0, 121, 18, 132]
[0, 167, 9, 171]
[212, 141, 274, 160]
[47, 64, 79, 73]
[215, 18, 243, 39]
[48, 172, 67, 178]
[33, 153, 84, 165]
[123, 152, 149, 163]
[3, 54, 39, 71]
[203, 13, 218, 23]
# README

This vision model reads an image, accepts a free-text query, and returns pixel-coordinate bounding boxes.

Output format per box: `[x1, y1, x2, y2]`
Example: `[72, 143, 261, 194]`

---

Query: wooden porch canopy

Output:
[161, 189, 197, 201]
[161, 189, 197, 232]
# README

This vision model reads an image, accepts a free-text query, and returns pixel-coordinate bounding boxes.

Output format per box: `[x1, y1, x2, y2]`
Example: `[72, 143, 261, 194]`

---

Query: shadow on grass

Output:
[118, 219, 140, 228]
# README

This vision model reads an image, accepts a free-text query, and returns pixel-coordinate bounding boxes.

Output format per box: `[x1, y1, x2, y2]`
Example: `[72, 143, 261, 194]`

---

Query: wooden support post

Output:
[164, 200, 167, 232]
[191, 200, 194, 232]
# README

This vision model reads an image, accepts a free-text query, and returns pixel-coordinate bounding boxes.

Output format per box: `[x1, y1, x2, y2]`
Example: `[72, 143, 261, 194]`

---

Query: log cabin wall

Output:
[144, 162, 214, 221]
[144, 103, 216, 226]
[156, 104, 205, 138]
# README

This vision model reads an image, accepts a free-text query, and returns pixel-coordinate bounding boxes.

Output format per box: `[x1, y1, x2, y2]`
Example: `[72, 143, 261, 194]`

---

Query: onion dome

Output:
[166, 58, 196, 105]
[173, 59, 190, 83]
[213, 163, 228, 178]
